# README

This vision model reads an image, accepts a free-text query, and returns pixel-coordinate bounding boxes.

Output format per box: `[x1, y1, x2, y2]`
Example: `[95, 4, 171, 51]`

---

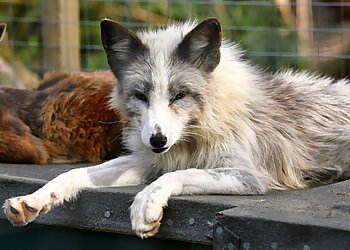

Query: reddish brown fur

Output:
[0, 71, 127, 164]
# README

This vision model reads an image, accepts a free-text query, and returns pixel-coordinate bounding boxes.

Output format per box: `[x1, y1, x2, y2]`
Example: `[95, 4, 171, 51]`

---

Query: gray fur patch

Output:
[87, 162, 135, 186]
[167, 59, 207, 108]
[208, 168, 265, 194]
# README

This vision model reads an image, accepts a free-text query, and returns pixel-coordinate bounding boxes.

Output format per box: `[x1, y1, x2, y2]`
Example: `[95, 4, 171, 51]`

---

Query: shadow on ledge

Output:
[0, 222, 210, 250]
[0, 163, 349, 250]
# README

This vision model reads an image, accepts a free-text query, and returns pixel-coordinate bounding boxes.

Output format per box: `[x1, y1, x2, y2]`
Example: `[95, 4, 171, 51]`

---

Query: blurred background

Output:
[0, 0, 349, 88]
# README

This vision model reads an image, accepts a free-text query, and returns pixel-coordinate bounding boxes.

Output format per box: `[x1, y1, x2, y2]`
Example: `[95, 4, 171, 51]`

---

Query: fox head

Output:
[0, 23, 6, 42]
[101, 18, 222, 153]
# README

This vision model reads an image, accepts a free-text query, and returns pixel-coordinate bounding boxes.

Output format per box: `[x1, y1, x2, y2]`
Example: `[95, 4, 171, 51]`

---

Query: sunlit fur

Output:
[4, 18, 350, 239]
[108, 20, 350, 190]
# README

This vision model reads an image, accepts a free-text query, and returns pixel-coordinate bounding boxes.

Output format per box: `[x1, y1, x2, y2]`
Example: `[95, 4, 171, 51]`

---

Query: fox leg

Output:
[3, 154, 153, 226]
[0, 130, 49, 164]
[130, 167, 267, 238]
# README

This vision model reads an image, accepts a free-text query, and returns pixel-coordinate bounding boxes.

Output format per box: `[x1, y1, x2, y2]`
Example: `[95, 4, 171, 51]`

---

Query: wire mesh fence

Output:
[0, 0, 349, 88]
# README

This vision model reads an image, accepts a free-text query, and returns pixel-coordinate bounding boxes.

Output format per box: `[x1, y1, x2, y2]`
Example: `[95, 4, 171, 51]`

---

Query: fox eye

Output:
[134, 92, 148, 103]
[173, 92, 186, 101]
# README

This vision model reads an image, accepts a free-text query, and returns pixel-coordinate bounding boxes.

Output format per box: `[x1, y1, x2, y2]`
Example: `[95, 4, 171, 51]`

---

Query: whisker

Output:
[112, 132, 123, 142]
[186, 125, 211, 130]
[177, 137, 191, 143]
[99, 120, 126, 125]
[182, 130, 206, 138]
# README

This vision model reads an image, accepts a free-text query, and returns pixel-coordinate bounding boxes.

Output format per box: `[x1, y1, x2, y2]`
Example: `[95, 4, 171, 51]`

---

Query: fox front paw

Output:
[3, 195, 52, 226]
[130, 190, 165, 238]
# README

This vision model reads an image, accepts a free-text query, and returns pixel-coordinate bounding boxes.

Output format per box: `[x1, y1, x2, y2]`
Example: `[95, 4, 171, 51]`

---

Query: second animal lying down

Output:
[0, 22, 125, 164]
[3, 17, 350, 238]
[0, 71, 125, 164]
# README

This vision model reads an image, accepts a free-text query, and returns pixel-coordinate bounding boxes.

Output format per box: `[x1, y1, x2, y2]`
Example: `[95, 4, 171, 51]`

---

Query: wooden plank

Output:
[0, 23, 6, 42]
[42, 0, 80, 72]
[296, 0, 313, 56]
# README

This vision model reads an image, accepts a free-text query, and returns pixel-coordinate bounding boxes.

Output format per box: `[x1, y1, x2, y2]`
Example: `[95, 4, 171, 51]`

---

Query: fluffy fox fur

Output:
[3, 18, 350, 238]
[0, 71, 125, 163]
[0, 23, 125, 164]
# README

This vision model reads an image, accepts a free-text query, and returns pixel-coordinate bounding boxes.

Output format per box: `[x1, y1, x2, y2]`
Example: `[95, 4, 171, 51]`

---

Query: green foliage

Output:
[78, 0, 300, 72]
[0, 0, 347, 78]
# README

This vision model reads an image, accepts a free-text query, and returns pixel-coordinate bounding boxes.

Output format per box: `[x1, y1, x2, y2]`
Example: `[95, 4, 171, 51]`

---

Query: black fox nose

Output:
[150, 133, 167, 148]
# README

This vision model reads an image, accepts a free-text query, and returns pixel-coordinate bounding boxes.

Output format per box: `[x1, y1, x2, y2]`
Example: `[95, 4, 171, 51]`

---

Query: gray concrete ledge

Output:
[0, 163, 349, 249]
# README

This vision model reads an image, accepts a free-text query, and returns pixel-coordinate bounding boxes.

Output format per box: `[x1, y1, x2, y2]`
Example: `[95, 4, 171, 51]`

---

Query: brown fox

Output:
[0, 71, 125, 164]
[0, 23, 125, 164]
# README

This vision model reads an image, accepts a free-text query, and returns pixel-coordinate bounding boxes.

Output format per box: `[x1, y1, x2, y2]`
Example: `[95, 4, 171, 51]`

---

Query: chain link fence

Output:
[0, 0, 349, 88]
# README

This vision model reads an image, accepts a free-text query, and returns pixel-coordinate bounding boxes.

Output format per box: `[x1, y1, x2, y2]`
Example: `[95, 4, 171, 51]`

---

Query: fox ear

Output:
[0, 23, 6, 42]
[176, 18, 222, 73]
[100, 19, 146, 79]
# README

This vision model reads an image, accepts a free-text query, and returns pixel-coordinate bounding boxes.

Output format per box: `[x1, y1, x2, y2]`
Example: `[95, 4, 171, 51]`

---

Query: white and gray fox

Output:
[3, 18, 350, 238]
